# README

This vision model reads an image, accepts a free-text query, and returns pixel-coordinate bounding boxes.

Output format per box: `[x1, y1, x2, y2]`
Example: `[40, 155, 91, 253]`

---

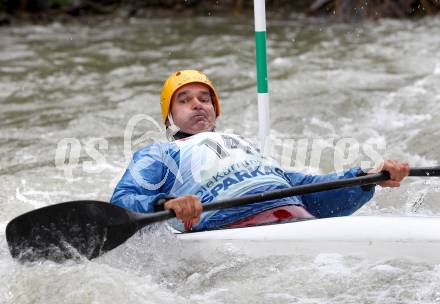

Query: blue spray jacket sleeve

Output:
[110, 143, 177, 213]
[284, 167, 375, 218]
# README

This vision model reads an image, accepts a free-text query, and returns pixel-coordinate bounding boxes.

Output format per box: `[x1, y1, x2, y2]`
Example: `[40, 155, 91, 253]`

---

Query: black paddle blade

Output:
[6, 201, 139, 262]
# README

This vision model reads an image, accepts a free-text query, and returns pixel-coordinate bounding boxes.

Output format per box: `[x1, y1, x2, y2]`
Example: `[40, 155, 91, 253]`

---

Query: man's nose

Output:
[191, 97, 203, 108]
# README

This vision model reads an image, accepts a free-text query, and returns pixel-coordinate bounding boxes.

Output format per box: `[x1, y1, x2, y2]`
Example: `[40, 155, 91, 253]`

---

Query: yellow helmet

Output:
[160, 70, 220, 124]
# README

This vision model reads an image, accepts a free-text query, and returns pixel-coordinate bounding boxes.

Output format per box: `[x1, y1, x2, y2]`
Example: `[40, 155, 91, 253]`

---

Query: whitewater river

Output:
[1, 13, 440, 303]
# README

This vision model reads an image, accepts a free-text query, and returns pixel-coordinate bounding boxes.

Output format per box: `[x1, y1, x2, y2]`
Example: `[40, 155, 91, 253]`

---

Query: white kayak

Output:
[174, 216, 440, 261]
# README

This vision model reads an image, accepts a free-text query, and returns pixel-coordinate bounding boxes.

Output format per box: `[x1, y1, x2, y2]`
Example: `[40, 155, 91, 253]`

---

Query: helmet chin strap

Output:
[166, 113, 180, 141]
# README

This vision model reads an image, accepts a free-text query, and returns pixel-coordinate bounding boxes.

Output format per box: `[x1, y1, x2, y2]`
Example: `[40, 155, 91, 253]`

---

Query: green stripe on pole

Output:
[255, 31, 268, 93]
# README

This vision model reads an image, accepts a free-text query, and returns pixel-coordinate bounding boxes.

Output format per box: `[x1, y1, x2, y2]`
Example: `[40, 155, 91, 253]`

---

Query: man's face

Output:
[170, 82, 217, 134]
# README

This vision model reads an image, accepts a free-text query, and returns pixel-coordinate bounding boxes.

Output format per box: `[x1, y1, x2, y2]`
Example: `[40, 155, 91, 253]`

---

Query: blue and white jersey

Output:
[111, 132, 375, 231]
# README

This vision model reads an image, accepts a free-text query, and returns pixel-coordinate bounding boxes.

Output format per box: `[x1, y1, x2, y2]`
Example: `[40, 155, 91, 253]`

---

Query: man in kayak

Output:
[111, 70, 409, 232]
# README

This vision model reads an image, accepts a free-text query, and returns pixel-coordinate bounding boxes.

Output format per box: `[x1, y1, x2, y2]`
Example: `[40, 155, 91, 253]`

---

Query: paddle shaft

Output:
[135, 166, 440, 227]
[409, 167, 440, 176]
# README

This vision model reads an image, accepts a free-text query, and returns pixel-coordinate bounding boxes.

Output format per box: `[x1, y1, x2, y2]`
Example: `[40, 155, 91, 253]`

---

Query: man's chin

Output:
[184, 123, 214, 134]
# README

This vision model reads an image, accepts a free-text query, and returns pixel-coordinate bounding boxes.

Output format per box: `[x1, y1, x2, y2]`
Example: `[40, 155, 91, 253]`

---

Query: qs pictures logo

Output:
[54, 114, 165, 182]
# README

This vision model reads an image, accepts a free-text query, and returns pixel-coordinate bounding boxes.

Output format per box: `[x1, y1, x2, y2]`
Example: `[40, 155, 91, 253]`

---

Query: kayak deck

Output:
[173, 216, 440, 261]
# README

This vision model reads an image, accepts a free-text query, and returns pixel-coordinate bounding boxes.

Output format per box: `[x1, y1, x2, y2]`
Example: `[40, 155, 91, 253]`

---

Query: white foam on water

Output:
[434, 62, 440, 75]
[2, 14, 440, 304]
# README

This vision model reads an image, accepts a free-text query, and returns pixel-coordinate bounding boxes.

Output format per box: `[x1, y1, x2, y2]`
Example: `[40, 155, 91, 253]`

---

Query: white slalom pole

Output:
[254, 0, 270, 151]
